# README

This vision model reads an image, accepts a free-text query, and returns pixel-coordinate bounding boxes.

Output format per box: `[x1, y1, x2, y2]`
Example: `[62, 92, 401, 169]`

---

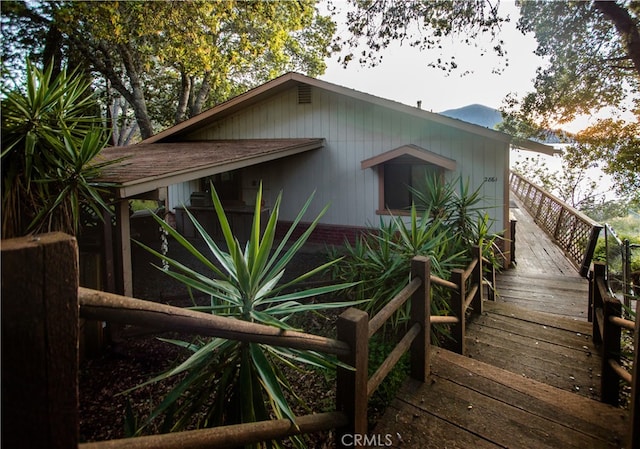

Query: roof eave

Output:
[511, 138, 560, 156]
[143, 72, 516, 144]
[110, 138, 324, 198]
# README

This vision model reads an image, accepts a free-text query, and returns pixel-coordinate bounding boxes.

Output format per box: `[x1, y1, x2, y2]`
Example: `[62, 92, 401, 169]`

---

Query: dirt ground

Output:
[79, 236, 343, 445]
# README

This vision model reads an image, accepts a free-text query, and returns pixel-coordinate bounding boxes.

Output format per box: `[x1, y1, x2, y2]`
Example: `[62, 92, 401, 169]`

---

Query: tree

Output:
[1, 61, 117, 238]
[329, 0, 507, 72]
[511, 152, 603, 211]
[2, 1, 335, 139]
[501, 1, 640, 203]
[333, 0, 639, 203]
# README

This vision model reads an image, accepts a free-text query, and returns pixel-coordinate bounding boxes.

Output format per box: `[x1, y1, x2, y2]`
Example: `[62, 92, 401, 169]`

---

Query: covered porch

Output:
[92, 138, 325, 296]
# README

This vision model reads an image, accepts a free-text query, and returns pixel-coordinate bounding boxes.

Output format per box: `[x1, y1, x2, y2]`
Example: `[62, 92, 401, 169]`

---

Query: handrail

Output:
[79, 411, 348, 449]
[79, 287, 350, 357]
[589, 262, 638, 448]
[430, 274, 459, 290]
[2, 234, 489, 449]
[510, 171, 602, 277]
[367, 277, 421, 338]
[363, 246, 484, 403]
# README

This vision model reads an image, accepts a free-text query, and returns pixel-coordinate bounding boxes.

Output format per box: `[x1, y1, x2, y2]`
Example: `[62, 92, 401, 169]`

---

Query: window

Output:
[361, 144, 456, 215]
[201, 170, 242, 205]
[382, 161, 443, 211]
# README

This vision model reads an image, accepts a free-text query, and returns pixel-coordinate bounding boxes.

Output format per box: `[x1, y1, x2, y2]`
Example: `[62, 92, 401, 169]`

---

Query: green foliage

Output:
[1, 60, 117, 237]
[366, 335, 409, 425]
[3, 1, 336, 138]
[329, 175, 502, 339]
[130, 185, 357, 444]
[511, 152, 603, 210]
[501, 2, 640, 204]
[331, 0, 507, 73]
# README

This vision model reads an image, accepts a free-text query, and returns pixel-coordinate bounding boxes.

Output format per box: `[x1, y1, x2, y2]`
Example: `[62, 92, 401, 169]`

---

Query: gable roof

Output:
[97, 138, 324, 198]
[361, 144, 457, 171]
[141, 72, 555, 155]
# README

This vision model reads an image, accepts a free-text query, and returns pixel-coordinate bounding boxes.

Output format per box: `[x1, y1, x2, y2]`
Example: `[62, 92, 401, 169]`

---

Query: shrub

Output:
[130, 185, 358, 446]
[329, 175, 503, 341]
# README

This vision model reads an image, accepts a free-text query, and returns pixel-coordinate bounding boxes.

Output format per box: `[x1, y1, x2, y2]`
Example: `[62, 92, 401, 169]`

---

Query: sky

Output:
[319, 1, 542, 114]
[316, 1, 620, 201]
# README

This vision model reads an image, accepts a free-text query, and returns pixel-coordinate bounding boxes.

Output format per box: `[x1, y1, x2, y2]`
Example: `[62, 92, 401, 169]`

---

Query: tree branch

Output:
[594, 1, 640, 78]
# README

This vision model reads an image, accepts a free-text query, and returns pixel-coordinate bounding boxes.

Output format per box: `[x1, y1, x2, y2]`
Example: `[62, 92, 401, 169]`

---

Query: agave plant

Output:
[329, 205, 462, 334]
[331, 175, 504, 340]
[1, 60, 116, 237]
[132, 184, 358, 444]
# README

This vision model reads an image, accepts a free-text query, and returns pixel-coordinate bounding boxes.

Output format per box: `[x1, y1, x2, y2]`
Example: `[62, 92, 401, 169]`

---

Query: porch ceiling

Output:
[96, 138, 325, 199]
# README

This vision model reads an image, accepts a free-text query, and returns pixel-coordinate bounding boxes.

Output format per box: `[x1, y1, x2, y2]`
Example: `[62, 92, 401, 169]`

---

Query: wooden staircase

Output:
[375, 347, 627, 448]
[374, 302, 629, 448]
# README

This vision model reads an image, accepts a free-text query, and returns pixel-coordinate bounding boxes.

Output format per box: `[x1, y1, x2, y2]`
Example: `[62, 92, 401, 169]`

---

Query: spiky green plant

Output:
[330, 175, 504, 340]
[132, 185, 359, 446]
[1, 60, 117, 237]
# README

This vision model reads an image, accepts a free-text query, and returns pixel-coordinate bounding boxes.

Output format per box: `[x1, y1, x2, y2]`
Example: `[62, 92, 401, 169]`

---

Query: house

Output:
[97, 72, 553, 296]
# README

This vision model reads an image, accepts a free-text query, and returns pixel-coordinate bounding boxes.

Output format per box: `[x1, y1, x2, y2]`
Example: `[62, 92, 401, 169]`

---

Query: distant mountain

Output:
[439, 104, 502, 129]
[439, 104, 570, 144]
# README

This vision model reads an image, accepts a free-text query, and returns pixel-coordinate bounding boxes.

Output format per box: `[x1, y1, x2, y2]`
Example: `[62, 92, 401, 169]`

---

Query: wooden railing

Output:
[2, 234, 484, 449]
[338, 246, 485, 438]
[589, 262, 639, 449]
[510, 171, 602, 277]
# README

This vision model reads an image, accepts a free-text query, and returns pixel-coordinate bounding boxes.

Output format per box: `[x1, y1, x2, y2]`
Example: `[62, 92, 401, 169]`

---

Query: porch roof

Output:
[96, 138, 325, 199]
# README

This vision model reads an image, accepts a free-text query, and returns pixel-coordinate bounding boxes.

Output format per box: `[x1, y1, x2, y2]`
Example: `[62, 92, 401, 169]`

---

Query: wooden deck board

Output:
[498, 197, 590, 320]
[373, 195, 631, 448]
[375, 349, 627, 448]
[509, 196, 583, 278]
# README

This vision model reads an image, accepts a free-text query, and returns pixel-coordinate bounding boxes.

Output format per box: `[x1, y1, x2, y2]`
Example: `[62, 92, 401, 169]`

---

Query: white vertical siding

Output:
[182, 85, 509, 234]
[168, 179, 200, 212]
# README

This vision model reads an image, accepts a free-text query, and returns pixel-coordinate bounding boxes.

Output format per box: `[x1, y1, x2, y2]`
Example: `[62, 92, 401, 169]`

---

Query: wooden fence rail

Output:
[510, 171, 602, 277]
[589, 262, 639, 449]
[2, 234, 484, 449]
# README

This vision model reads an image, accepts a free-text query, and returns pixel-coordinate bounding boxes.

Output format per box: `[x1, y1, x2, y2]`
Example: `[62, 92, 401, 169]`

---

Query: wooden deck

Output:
[374, 198, 630, 448]
[375, 348, 627, 448]
[500, 196, 590, 320]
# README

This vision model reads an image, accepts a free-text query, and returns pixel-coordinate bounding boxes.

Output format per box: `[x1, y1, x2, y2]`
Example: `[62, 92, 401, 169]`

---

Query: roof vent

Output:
[298, 84, 312, 104]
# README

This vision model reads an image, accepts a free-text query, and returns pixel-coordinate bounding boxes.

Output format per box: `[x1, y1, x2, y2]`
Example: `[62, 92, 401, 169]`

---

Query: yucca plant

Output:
[330, 175, 504, 340]
[1, 60, 116, 237]
[131, 184, 358, 446]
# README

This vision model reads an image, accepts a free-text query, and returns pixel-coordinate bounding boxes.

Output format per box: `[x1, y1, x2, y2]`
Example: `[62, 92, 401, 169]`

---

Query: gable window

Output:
[361, 144, 456, 215]
[383, 161, 443, 210]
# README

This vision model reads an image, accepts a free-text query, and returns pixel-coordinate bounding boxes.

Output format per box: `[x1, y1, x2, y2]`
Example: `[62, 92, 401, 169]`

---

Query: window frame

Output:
[360, 144, 457, 217]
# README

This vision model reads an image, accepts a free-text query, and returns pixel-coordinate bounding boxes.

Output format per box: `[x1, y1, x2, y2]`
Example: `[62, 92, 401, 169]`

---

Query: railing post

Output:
[592, 263, 605, 344]
[580, 225, 602, 278]
[628, 302, 640, 449]
[535, 192, 545, 222]
[471, 246, 483, 316]
[510, 218, 517, 267]
[450, 269, 465, 355]
[410, 256, 430, 382]
[1, 233, 79, 449]
[601, 286, 622, 406]
[553, 208, 566, 240]
[336, 308, 369, 447]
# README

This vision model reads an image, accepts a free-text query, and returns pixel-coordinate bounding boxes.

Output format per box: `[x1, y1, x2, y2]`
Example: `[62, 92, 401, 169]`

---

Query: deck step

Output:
[374, 348, 628, 448]
[467, 301, 601, 400]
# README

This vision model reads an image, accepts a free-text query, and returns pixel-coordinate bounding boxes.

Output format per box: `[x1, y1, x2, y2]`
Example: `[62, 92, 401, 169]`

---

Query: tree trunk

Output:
[175, 72, 191, 124]
[191, 72, 211, 117]
[113, 43, 154, 139]
[594, 1, 640, 78]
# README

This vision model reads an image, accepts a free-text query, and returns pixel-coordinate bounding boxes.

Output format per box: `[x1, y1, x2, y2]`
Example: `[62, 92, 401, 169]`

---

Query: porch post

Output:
[116, 199, 133, 297]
